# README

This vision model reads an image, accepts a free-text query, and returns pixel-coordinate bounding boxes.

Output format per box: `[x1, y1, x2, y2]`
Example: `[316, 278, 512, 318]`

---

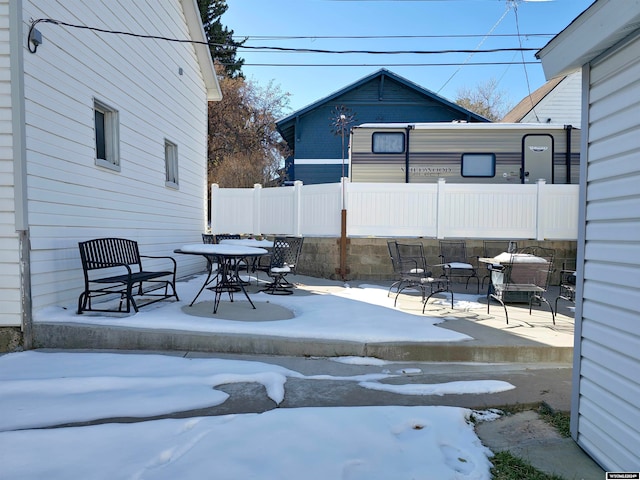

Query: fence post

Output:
[253, 183, 262, 236]
[536, 178, 546, 241]
[436, 178, 446, 239]
[210, 183, 219, 233]
[339, 177, 349, 280]
[293, 180, 303, 236]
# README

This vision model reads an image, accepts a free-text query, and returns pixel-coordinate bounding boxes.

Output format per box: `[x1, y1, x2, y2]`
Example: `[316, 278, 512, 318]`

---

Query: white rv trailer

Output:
[348, 122, 580, 184]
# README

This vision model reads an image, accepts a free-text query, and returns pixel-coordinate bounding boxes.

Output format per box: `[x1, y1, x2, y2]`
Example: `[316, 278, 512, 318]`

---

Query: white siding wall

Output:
[22, 0, 210, 312]
[0, 0, 22, 326]
[575, 35, 640, 471]
[522, 71, 583, 127]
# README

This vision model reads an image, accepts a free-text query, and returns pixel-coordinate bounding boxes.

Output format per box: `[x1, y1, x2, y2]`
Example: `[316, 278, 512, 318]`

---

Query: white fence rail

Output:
[211, 179, 579, 240]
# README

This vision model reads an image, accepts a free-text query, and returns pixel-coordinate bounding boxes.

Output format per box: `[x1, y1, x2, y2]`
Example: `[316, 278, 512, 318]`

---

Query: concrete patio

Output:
[32, 273, 575, 364]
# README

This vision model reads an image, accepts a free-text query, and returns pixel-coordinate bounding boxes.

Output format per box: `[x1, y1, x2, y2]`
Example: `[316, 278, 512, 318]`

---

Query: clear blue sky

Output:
[222, 0, 593, 115]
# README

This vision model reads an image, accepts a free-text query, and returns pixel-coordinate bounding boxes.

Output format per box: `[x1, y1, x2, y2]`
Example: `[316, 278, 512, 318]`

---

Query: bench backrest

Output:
[78, 238, 142, 271]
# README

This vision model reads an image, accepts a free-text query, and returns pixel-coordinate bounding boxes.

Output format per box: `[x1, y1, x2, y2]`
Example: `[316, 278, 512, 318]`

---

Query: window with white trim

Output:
[164, 139, 179, 188]
[94, 99, 120, 170]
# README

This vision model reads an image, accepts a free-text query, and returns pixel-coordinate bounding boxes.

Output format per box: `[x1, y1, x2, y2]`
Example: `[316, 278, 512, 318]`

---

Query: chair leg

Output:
[423, 289, 454, 313]
[487, 294, 509, 324]
[465, 275, 480, 294]
[388, 280, 403, 297]
[530, 295, 556, 325]
[394, 283, 426, 307]
[262, 273, 294, 295]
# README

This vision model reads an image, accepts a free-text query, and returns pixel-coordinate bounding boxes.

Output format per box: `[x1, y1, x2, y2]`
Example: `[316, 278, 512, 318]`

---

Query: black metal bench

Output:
[77, 238, 179, 314]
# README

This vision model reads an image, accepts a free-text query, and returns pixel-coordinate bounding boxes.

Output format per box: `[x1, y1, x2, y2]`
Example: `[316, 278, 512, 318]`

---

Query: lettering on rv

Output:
[401, 166, 454, 177]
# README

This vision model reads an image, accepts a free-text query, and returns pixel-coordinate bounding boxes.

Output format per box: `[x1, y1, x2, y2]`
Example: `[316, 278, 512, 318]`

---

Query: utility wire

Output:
[437, 1, 512, 92]
[30, 18, 541, 55]
[229, 61, 541, 67]
[511, 1, 540, 121]
[236, 46, 540, 54]
[233, 33, 554, 40]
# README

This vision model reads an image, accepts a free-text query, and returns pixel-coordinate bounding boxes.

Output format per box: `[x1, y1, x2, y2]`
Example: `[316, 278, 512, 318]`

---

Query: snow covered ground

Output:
[34, 275, 483, 343]
[0, 351, 507, 479]
[0, 278, 515, 479]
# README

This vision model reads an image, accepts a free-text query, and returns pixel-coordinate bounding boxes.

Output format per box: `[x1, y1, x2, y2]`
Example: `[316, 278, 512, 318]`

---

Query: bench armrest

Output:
[140, 255, 178, 271]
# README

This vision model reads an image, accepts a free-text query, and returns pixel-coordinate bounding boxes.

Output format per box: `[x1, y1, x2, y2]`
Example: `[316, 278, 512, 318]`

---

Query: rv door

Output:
[522, 134, 554, 183]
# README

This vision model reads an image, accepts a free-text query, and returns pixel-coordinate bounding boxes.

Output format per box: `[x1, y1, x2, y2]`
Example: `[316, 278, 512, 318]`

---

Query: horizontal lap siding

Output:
[23, 0, 209, 311]
[0, 0, 21, 326]
[578, 35, 640, 471]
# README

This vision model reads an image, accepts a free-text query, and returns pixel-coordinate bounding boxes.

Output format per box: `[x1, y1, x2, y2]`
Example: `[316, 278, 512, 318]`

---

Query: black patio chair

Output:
[213, 233, 251, 274]
[387, 240, 404, 297]
[261, 236, 304, 295]
[214, 233, 241, 243]
[488, 246, 556, 324]
[393, 242, 453, 310]
[555, 260, 577, 311]
[439, 240, 480, 293]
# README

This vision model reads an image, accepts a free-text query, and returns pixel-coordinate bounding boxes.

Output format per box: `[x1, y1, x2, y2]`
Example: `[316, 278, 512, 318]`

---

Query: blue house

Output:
[276, 69, 489, 185]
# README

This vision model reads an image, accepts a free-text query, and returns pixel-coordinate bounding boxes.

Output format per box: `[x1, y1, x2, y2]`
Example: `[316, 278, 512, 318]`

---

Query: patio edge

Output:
[32, 323, 572, 363]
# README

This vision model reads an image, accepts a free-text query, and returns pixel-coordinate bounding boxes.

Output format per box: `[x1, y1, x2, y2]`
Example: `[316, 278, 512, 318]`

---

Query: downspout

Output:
[565, 124, 572, 184]
[404, 125, 412, 183]
[10, 0, 33, 348]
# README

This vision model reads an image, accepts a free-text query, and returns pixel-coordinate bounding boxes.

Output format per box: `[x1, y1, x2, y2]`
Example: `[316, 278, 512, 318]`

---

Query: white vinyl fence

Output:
[211, 179, 579, 240]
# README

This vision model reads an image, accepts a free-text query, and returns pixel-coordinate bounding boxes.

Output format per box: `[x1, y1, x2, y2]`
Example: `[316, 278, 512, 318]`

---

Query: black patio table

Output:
[175, 244, 268, 313]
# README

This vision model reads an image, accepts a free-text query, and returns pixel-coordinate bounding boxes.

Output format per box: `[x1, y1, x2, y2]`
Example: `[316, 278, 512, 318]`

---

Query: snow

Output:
[35, 276, 481, 344]
[0, 276, 512, 478]
[0, 351, 505, 479]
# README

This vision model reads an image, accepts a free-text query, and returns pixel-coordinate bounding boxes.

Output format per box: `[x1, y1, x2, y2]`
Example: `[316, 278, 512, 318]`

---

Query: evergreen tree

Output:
[197, 0, 244, 77]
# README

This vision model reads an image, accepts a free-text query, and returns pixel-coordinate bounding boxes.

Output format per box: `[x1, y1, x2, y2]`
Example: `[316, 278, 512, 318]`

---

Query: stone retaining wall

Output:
[297, 237, 577, 285]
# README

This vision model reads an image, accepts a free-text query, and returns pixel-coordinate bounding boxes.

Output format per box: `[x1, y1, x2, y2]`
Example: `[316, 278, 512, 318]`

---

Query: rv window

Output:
[372, 132, 405, 154]
[461, 153, 496, 177]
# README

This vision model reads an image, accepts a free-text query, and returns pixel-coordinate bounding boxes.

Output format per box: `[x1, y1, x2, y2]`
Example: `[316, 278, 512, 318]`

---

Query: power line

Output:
[29, 18, 542, 56]
[227, 61, 541, 67]
[233, 33, 554, 40]
[438, 1, 513, 92]
[236, 46, 540, 54]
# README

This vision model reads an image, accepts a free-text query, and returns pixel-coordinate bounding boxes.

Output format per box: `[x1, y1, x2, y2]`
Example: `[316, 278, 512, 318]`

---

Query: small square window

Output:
[372, 132, 405, 154]
[461, 153, 496, 177]
[94, 99, 120, 171]
[165, 140, 179, 188]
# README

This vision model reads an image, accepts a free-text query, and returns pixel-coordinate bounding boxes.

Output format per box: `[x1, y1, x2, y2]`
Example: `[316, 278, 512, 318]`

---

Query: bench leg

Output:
[125, 283, 138, 313]
[77, 292, 87, 314]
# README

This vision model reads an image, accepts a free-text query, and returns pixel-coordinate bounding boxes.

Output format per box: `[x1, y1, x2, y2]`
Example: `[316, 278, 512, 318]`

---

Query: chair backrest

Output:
[396, 243, 430, 277]
[270, 236, 303, 271]
[214, 234, 241, 243]
[507, 247, 555, 291]
[202, 234, 215, 244]
[439, 240, 468, 263]
[387, 240, 401, 276]
[483, 240, 513, 258]
[284, 236, 304, 272]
